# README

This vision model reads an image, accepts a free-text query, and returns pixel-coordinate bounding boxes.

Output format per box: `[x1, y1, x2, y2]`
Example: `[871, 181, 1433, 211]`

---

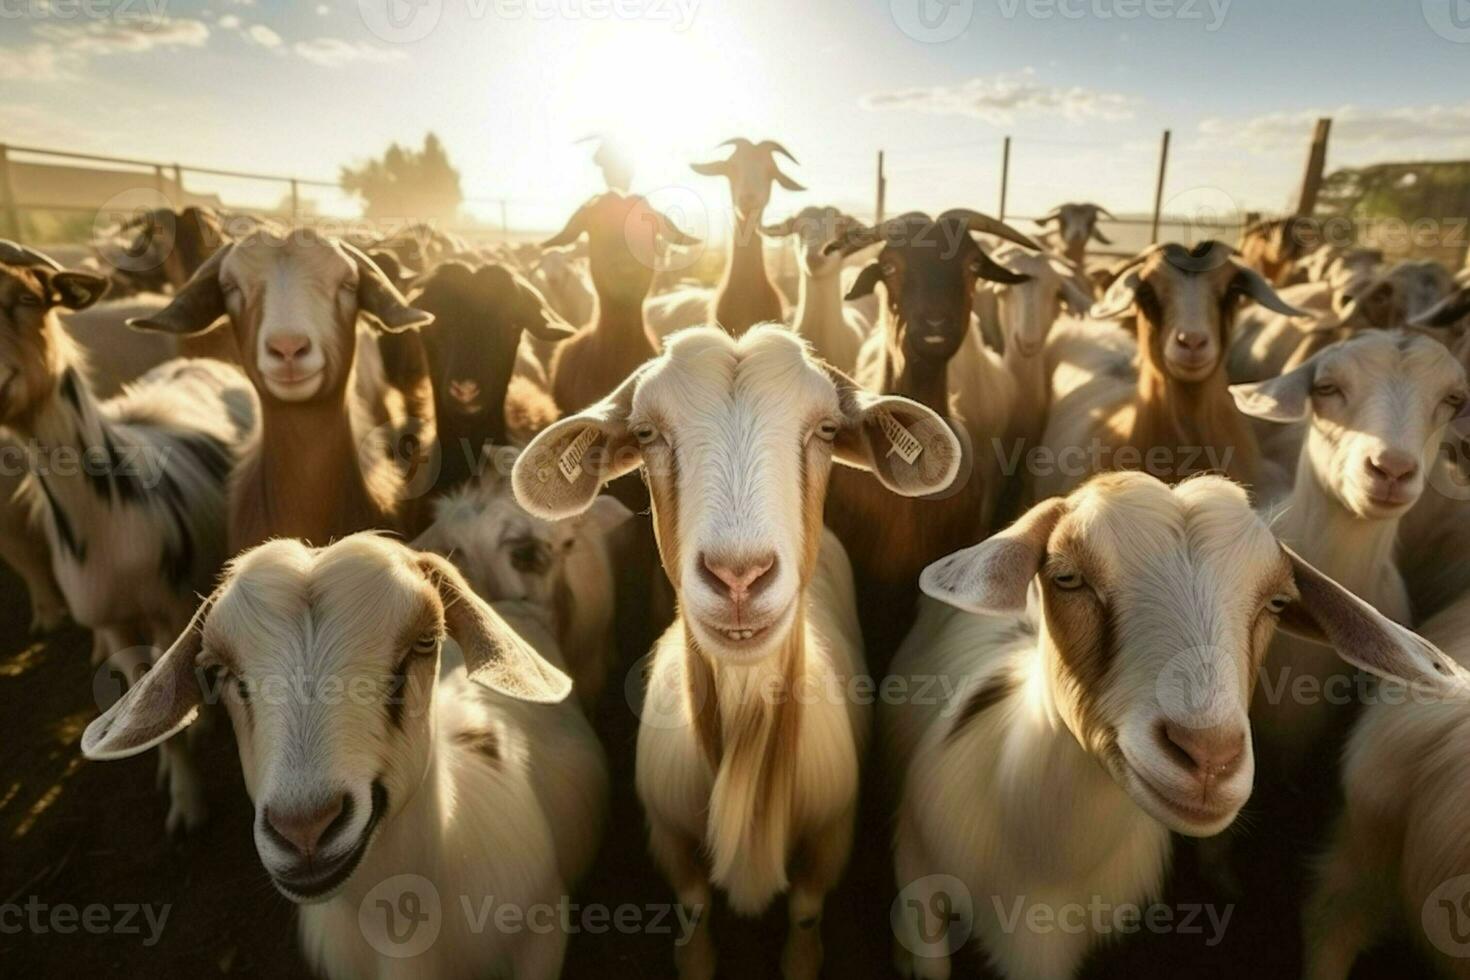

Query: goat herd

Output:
[4, 136, 1470, 980]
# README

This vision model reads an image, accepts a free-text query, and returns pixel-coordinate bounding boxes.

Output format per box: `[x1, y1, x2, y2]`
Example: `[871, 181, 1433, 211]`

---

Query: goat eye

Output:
[412, 632, 439, 655]
[632, 423, 659, 445]
[814, 419, 840, 442]
[1312, 383, 1341, 398]
[1052, 571, 1085, 590]
[881, 262, 897, 277]
[1266, 595, 1291, 615]
[17, 293, 42, 307]
[1446, 392, 1467, 411]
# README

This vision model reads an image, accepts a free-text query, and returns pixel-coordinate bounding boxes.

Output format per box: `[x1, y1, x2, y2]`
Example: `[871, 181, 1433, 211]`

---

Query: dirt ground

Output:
[0, 553, 1434, 978]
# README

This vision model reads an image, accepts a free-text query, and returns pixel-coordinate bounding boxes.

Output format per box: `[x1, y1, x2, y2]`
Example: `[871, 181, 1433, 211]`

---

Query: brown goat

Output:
[690, 138, 805, 336]
[1238, 215, 1321, 286]
[822, 209, 1041, 668]
[542, 192, 700, 414]
[128, 228, 435, 551]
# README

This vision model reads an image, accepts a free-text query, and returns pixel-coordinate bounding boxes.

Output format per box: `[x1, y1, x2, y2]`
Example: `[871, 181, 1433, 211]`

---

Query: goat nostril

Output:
[1160, 722, 1245, 780]
[1367, 452, 1418, 484]
[700, 552, 778, 601]
[264, 793, 349, 858]
[267, 334, 311, 362]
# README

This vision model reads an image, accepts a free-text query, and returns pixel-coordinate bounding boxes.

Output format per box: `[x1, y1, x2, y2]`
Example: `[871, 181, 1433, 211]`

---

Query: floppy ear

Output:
[1231, 358, 1315, 423]
[48, 271, 110, 311]
[771, 166, 806, 193]
[1278, 545, 1470, 699]
[127, 244, 231, 336]
[512, 369, 642, 520]
[542, 203, 591, 249]
[1412, 286, 1470, 329]
[1231, 261, 1309, 317]
[845, 262, 884, 300]
[827, 367, 963, 498]
[344, 241, 434, 333]
[1090, 226, 1113, 245]
[920, 496, 1069, 615]
[81, 596, 215, 760]
[417, 552, 572, 703]
[1089, 267, 1141, 320]
[759, 216, 797, 238]
[975, 249, 1030, 285]
[510, 274, 577, 341]
[690, 159, 731, 177]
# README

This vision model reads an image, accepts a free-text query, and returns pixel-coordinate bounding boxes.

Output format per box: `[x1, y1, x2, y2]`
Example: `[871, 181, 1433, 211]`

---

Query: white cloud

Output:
[1198, 104, 1470, 151]
[859, 68, 1136, 125]
[32, 17, 210, 56]
[219, 14, 242, 29]
[293, 37, 406, 68]
[0, 43, 65, 81]
[316, 3, 332, 14]
[246, 24, 283, 49]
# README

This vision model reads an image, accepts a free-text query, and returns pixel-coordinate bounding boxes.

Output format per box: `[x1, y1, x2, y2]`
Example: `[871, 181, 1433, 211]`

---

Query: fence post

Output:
[290, 179, 301, 220]
[1295, 117, 1332, 216]
[153, 164, 167, 203]
[875, 150, 886, 225]
[500, 200, 508, 238]
[172, 163, 184, 202]
[998, 136, 1011, 220]
[0, 145, 20, 240]
[1150, 129, 1171, 245]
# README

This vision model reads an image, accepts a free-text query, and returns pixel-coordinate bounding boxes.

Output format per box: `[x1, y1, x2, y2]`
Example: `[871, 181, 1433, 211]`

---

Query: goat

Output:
[531, 245, 596, 328]
[117, 206, 241, 362]
[542, 192, 700, 414]
[512, 325, 962, 979]
[1034, 202, 1114, 271]
[415, 466, 631, 712]
[126, 227, 435, 551]
[0, 240, 257, 833]
[1231, 331, 1470, 771]
[760, 205, 872, 372]
[823, 210, 1040, 666]
[408, 261, 572, 494]
[81, 533, 607, 980]
[0, 470, 67, 632]
[1238, 215, 1321, 286]
[689, 138, 805, 336]
[1306, 590, 1470, 980]
[1037, 241, 1305, 500]
[889, 470, 1470, 980]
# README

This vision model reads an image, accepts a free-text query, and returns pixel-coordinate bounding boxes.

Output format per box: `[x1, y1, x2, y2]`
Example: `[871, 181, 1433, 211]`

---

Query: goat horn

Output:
[939, 209, 1042, 251]
[1037, 208, 1062, 224]
[758, 140, 800, 165]
[0, 240, 63, 270]
[718, 138, 754, 151]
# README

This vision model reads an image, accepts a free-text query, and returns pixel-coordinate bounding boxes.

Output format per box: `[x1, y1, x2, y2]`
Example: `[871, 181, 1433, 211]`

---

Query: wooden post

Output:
[875, 150, 887, 225]
[500, 199, 508, 238]
[0, 145, 20, 240]
[290, 179, 301, 220]
[1295, 117, 1332, 216]
[1150, 129, 1171, 245]
[172, 164, 184, 201]
[998, 136, 1011, 220]
[153, 164, 167, 203]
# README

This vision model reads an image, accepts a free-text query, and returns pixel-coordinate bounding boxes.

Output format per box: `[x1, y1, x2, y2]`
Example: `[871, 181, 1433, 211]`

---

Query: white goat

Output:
[760, 205, 873, 372]
[1307, 590, 1470, 980]
[513, 325, 963, 979]
[888, 470, 1469, 980]
[1231, 330, 1469, 772]
[0, 241, 256, 833]
[82, 534, 608, 980]
[415, 467, 632, 712]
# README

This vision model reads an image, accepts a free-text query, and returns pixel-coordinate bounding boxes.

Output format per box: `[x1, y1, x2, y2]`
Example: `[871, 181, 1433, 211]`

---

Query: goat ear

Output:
[827, 367, 963, 498]
[1278, 545, 1470, 699]
[81, 598, 215, 760]
[512, 370, 642, 520]
[1089, 268, 1141, 320]
[975, 251, 1030, 285]
[690, 159, 730, 177]
[845, 262, 884, 300]
[542, 205, 589, 249]
[417, 552, 572, 704]
[760, 216, 797, 238]
[771, 166, 806, 193]
[513, 276, 577, 341]
[48, 271, 109, 310]
[920, 497, 1068, 615]
[127, 244, 231, 336]
[1231, 261, 1309, 317]
[344, 242, 434, 333]
[1412, 286, 1470, 329]
[1231, 358, 1315, 423]
[1090, 226, 1113, 245]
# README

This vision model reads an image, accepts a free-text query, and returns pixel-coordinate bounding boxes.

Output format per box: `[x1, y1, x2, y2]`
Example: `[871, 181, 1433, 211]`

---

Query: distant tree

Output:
[340, 133, 462, 221]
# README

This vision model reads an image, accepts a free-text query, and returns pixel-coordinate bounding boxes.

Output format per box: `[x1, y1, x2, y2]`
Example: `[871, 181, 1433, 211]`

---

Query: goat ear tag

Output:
[557, 426, 601, 483]
[874, 409, 923, 464]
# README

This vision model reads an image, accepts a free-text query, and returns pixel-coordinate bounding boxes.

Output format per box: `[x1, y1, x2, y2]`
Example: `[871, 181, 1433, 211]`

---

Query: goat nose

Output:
[450, 379, 481, 403]
[1159, 722, 1245, 781]
[1175, 331, 1208, 352]
[1366, 450, 1419, 484]
[264, 794, 348, 858]
[700, 552, 777, 602]
[266, 334, 311, 362]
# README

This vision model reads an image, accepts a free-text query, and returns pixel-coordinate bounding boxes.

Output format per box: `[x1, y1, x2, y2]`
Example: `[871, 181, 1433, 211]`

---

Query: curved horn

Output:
[718, 138, 754, 151]
[0, 240, 64, 270]
[1036, 208, 1062, 225]
[758, 140, 800, 165]
[824, 223, 885, 258]
[975, 251, 1031, 285]
[652, 208, 701, 247]
[940, 209, 1042, 251]
[1087, 203, 1115, 219]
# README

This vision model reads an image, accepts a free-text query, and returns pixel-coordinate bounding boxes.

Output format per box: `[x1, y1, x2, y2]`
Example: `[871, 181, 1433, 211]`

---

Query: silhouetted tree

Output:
[341, 133, 462, 221]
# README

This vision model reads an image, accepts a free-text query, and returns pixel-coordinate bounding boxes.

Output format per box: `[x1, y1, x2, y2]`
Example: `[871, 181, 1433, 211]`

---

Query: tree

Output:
[340, 133, 462, 221]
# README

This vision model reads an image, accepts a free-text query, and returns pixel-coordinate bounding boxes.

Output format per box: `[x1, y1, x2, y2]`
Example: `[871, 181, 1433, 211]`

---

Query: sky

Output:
[2, 0, 1468, 233]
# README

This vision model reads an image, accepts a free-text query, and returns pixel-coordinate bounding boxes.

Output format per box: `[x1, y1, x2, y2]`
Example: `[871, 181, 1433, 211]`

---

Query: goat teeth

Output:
[720, 628, 756, 641]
